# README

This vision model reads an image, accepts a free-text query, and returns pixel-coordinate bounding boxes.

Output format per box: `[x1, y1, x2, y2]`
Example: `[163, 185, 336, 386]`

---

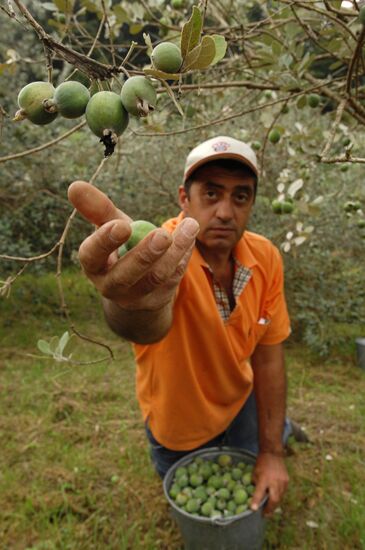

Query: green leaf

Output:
[42, 2, 57, 10]
[37, 340, 52, 356]
[181, 42, 203, 71]
[112, 5, 129, 24]
[56, 331, 70, 355]
[129, 23, 144, 35]
[180, 6, 203, 59]
[271, 40, 282, 57]
[143, 33, 153, 56]
[296, 95, 307, 109]
[210, 35, 227, 66]
[80, 0, 102, 15]
[183, 35, 216, 71]
[53, 0, 74, 13]
[143, 68, 181, 81]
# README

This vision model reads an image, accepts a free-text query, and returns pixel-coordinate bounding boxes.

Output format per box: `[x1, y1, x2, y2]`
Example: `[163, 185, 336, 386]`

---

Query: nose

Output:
[216, 198, 234, 222]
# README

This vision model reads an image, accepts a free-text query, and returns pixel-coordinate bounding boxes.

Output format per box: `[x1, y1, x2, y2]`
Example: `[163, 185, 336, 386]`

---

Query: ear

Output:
[178, 185, 190, 212]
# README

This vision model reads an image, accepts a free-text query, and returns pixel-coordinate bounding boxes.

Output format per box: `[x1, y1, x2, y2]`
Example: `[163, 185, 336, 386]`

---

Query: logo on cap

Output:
[212, 141, 230, 152]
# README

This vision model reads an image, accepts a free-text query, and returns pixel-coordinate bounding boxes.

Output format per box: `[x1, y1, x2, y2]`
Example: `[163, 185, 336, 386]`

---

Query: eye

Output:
[234, 193, 249, 203]
[205, 189, 218, 200]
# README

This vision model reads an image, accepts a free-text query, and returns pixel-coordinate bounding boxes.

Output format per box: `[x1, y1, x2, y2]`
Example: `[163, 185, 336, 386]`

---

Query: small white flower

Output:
[306, 520, 319, 529]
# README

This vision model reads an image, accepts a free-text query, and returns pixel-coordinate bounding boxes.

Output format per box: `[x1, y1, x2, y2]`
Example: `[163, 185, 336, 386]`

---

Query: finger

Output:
[68, 180, 131, 226]
[250, 483, 267, 512]
[263, 485, 280, 517]
[107, 217, 198, 290]
[130, 218, 199, 293]
[101, 227, 173, 295]
[79, 219, 132, 275]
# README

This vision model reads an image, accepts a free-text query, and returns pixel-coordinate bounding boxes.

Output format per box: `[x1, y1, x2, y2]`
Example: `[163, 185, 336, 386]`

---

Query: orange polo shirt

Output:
[133, 214, 291, 451]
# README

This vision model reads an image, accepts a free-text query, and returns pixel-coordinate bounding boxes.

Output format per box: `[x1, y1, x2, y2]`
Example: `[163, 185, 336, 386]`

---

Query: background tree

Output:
[0, 0, 364, 355]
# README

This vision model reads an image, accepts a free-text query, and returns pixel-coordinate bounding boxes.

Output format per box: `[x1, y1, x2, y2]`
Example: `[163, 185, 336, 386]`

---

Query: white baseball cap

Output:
[183, 136, 258, 182]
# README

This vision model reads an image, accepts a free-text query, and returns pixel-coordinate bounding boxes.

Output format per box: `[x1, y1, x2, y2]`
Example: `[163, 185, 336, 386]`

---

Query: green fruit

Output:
[251, 140, 262, 151]
[359, 6, 365, 25]
[120, 76, 157, 117]
[308, 94, 320, 108]
[175, 466, 188, 478]
[14, 81, 58, 125]
[187, 462, 198, 474]
[217, 488, 230, 500]
[176, 473, 189, 488]
[344, 201, 354, 213]
[86, 91, 129, 139]
[207, 475, 222, 490]
[282, 201, 294, 214]
[151, 42, 182, 73]
[194, 486, 208, 502]
[218, 454, 232, 468]
[340, 164, 349, 172]
[272, 199, 283, 214]
[190, 473, 203, 487]
[236, 503, 248, 514]
[231, 467, 242, 481]
[281, 104, 289, 114]
[44, 81, 90, 119]
[86, 91, 129, 155]
[186, 498, 199, 513]
[268, 128, 281, 144]
[123, 220, 157, 252]
[342, 136, 351, 147]
[171, 0, 184, 7]
[176, 493, 188, 506]
[357, 219, 365, 229]
[234, 488, 248, 505]
[199, 462, 212, 480]
[201, 501, 213, 517]
[242, 472, 252, 485]
[169, 483, 180, 499]
[226, 500, 237, 513]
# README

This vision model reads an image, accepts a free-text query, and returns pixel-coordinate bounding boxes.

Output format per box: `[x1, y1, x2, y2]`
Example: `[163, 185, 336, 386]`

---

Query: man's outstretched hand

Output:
[68, 180, 199, 312]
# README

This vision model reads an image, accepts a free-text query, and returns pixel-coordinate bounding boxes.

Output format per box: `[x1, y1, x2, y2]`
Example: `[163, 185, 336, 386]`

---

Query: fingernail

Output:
[180, 217, 199, 237]
[150, 230, 170, 252]
[251, 503, 258, 511]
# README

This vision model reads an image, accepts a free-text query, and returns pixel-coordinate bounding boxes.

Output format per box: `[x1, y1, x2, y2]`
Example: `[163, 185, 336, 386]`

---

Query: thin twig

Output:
[0, 121, 86, 164]
[320, 98, 347, 160]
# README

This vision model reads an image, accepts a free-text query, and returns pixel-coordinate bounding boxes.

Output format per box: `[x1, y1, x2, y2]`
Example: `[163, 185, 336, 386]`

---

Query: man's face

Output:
[178, 164, 256, 253]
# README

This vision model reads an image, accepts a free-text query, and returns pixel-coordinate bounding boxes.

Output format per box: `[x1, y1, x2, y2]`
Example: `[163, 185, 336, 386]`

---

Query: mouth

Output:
[209, 227, 235, 233]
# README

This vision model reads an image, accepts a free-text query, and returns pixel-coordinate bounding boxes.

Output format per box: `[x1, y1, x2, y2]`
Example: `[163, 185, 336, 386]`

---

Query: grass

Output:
[1, 269, 364, 549]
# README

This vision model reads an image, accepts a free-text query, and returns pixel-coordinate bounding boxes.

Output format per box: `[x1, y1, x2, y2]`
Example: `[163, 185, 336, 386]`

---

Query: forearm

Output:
[102, 298, 174, 344]
[251, 343, 287, 455]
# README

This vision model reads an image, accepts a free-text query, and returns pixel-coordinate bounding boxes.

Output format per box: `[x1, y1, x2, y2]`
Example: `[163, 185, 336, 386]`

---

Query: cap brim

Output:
[184, 152, 258, 182]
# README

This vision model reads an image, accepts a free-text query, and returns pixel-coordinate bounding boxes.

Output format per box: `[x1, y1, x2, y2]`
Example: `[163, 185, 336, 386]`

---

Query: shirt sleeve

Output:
[258, 245, 291, 345]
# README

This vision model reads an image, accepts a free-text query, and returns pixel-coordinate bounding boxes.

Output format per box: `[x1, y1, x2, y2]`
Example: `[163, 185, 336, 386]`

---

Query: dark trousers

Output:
[145, 392, 291, 479]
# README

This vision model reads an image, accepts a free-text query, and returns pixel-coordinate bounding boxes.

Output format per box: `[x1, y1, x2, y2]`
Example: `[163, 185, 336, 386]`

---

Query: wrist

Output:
[259, 447, 286, 458]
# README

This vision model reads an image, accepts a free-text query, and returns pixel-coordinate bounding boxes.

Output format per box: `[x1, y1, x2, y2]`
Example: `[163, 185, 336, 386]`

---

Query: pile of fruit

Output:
[167, 453, 257, 519]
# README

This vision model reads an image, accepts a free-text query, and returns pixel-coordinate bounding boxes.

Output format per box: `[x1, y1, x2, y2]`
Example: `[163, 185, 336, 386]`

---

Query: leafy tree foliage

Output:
[0, 0, 364, 354]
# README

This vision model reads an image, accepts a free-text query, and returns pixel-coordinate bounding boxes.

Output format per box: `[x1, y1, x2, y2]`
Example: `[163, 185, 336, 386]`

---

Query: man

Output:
[68, 136, 292, 516]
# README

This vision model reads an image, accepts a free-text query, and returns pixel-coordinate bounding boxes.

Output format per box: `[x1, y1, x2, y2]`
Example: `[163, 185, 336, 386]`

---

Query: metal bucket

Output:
[163, 446, 267, 550]
[355, 338, 365, 370]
